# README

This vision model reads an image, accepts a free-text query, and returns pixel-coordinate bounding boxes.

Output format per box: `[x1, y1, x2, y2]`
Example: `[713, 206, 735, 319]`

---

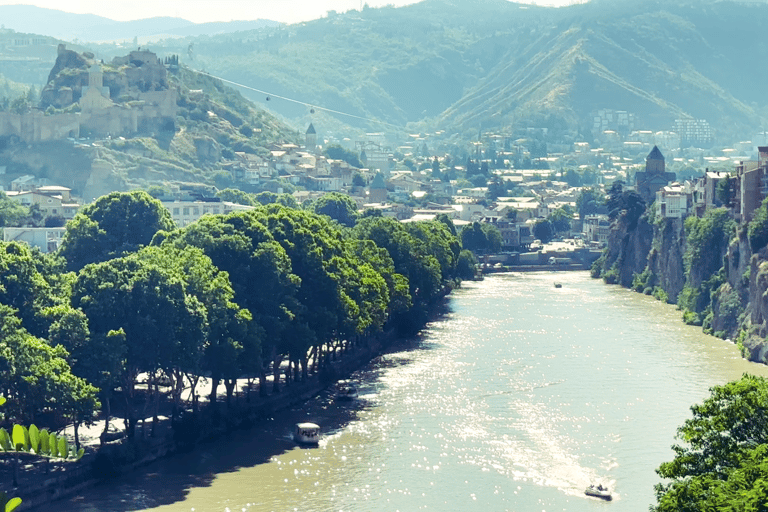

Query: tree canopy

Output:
[59, 191, 175, 271]
[652, 374, 768, 511]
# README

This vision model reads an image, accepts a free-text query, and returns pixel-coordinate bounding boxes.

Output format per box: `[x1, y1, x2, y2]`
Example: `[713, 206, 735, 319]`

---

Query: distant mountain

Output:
[4, 0, 768, 144]
[0, 5, 280, 42]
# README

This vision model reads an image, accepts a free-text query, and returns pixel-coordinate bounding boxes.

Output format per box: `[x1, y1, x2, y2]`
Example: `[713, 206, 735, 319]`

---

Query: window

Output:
[183, 207, 189, 215]
[173, 208, 180, 215]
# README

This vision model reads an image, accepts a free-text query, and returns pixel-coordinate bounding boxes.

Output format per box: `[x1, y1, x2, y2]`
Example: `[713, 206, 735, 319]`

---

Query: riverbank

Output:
[8, 299, 434, 511]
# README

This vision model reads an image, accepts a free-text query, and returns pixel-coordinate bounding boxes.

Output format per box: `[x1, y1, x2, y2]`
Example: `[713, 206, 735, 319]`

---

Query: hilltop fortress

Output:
[0, 45, 177, 142]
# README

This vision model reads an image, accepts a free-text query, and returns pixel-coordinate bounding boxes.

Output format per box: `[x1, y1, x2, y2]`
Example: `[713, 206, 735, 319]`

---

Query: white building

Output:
[161, 200, 255, 227]
[3, 227, 66, 253]
[656, 182, 693, 219]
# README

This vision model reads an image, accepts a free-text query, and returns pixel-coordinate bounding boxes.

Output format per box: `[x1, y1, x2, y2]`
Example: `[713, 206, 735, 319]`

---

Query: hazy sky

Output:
[0, 0, 580, 24]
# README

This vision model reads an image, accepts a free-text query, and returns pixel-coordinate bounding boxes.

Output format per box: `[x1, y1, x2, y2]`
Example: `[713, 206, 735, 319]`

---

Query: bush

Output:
[652, 287, 669, 303]
[682, 310, 701, 325]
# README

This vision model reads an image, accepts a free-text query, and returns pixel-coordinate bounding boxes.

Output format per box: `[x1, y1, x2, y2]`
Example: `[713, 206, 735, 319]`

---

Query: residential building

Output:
[656, 182, 693, 219]
[737, 147, 768, 222]
[3, 227, 66, 253]
[161, 199, 255, 227]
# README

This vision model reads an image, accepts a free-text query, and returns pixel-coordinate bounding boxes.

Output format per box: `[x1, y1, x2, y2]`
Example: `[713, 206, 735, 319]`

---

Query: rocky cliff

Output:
[594, 205, 768, 365]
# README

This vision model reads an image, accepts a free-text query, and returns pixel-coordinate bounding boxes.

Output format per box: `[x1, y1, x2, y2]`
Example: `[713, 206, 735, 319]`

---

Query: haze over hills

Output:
[2, 0, 768, 143]
[0, 5, 281, 42]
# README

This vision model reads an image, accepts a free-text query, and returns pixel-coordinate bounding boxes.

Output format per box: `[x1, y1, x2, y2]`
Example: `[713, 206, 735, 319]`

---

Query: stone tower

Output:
[634, 145, 675, 204]
[306, 123, 317, 152]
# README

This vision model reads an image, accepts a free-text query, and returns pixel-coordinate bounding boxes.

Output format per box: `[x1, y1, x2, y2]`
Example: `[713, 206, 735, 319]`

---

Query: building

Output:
[674, 118, 713, 147]
[737, 147, 768, 223]
[583, 214, 610, 245]
[161, 199, 255, 227]
[306, 123, 317, 152]
[634, 146, 676, 204]
[3, 227, 66, 253]
[656, 182, 693, 219]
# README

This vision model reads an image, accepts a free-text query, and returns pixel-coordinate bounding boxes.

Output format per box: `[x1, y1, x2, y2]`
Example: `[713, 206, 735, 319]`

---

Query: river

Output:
[35, 271, 768, 512]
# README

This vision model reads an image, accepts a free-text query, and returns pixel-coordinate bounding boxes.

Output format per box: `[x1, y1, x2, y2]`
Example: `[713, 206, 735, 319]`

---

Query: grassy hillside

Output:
[4, 0, 768, 144]
[117, 0, 768, 143]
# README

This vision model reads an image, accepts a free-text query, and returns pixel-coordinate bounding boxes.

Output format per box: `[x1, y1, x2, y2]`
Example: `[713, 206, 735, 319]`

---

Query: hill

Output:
[0, 5, 281, 42]
[3, 0, 768, 144]
[0, 48, 299, 198]
[108, 0, 766, 143]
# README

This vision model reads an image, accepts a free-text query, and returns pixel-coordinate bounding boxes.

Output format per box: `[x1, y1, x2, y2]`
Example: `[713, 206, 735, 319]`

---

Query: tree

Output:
[59, 191, 175, 271]
[312, 192, 359, 227]
[324, 144, 362, 168]
[533, 219, 554, 243]
[71, 254, 205, 437]
[652, 374, 768, 511]
[0, 304, 99, 427]
[576, 187, 606, 218]
[460, 222, 501, 254]
[217, 188, 256, 206]
[165, 210, 298, 395]
[0, 192, 27, 227]
[548, 208, 572, 233]
[352, 173, 366, 187]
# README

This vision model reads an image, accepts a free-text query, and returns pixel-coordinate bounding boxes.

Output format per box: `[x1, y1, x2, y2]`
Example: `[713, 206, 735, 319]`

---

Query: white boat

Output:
[293, 422, 320, 445]
[585, 484, 612, 500]
[336, 383, 358, 401]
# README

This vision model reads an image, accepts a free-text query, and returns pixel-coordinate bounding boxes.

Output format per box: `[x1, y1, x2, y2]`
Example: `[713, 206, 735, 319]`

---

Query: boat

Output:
[335, 383, 358, 401]
[554, 282, 562, 288]
[293, 422, 320, 445]
[585, 484, 612, 500]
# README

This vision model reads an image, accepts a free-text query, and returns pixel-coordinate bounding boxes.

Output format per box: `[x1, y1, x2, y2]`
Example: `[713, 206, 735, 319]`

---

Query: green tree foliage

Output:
[460, 222, 501, 254]
[548, 207, 572, 233]
[312, 192, 360, 227]
[0, 242, 54, 337]
[324, 144, 362, 168]
[0, 192, 28, 228]
[253, 191, 298, 208]
[748, 197, 768, 253]
[71, 253, 205, 437]
[216, 188, 256, 206]
[533, 219, 554, 243]
[576, 187, 606, 218]
[652, 374, 768, 511]
[165, 210, 298, 394]
[456, 249, 477, 280]
[59, 191, 175, 271]
[0, 304, 99, 426]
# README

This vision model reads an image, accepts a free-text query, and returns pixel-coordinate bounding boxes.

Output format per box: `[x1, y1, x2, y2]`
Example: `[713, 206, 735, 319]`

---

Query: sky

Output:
[0, 0, 581, 24]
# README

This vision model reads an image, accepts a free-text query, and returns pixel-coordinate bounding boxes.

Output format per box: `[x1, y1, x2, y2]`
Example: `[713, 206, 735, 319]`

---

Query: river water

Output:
[38, 272, 768, 512]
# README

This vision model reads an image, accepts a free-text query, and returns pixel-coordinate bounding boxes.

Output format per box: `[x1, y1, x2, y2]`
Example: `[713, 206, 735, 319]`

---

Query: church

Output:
[634, 146, 676, 204]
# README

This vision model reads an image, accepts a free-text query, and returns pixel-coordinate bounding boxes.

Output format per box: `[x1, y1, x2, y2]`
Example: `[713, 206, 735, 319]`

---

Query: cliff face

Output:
[599, 211, 653, 287]
[598, 207, 768, 365]
[648, 217, 686, 303]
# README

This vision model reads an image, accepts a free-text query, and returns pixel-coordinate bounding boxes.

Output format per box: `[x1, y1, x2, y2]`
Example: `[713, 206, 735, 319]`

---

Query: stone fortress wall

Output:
[0, 45, 177, 143]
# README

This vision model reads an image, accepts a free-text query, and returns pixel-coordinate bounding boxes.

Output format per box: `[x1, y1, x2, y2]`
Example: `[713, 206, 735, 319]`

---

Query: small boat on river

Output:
[335, 382, 358, 401]
[585, 484, 612, 500]
[293, 422, 320, 445]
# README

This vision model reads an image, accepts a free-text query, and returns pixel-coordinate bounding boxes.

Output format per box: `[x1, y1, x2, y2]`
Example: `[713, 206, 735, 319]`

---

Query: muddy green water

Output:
[37, 272, 768, 511]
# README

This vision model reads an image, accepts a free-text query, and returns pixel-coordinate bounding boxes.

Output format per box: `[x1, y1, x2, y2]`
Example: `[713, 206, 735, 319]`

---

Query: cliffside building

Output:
[736, 147, 768, 222]
[634, 145, 676, 204]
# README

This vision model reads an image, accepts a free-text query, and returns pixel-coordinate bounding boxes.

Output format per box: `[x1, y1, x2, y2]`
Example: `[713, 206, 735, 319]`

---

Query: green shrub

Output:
[683, 310, 701, 325]
[652, 287, 669, 303]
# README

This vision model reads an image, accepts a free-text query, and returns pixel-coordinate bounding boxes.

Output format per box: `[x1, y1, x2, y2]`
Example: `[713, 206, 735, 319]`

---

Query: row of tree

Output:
[0, 190, 471, 447]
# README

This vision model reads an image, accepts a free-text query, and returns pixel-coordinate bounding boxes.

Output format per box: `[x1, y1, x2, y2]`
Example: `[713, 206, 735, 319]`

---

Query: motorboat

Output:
[293, 422, 320, 445]
[585, 484, 612, 500]
[336, 383, 358, 401]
